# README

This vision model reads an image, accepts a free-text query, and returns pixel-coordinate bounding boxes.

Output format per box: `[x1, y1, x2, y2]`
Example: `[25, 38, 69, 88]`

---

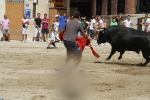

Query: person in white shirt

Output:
[122, 15, 133, 28]
[47, 15, 60, 49]
[146, 18, 150, 32]
[21, 14, 30, 42]
[0, 14, 10, 41]
[141, 14, 150, 32]
[89, 15, 96, 39]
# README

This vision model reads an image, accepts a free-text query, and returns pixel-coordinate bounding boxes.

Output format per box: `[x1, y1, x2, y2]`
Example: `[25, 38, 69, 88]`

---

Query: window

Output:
[107, 0, 111, 15]
[96, 0, 102, 15]
[117, 0, 125, 14]
[138, 0, 150, 13]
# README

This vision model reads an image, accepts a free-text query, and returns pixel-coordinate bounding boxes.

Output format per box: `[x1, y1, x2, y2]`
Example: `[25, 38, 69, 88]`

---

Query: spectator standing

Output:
[122, 15, 133, 28]
[59, 12, 67, 31]
[110, 18, 118, 26]
[83, 17, 89, 34]
[0, 14, 10, 41]
[115, 13, 122, 26]
[97, 15, 105, 46]
[41, 13, 49, 42]
[141, 13, 150, 32]
[102, 17, 107, 28]
[89, 15, 96, 39]
[21, 14, 30, 42]
[33, 13, 42, 42]
[145, 16, 150, 32]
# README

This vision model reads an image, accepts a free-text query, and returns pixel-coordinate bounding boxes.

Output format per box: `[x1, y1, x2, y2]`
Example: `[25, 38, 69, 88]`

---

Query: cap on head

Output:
[55, 15, 59, 18]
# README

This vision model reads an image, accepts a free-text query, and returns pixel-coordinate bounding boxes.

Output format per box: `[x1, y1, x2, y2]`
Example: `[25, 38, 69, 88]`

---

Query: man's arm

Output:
[122, 20, 125, 26]
[34, 19, 38, 27]
[118, 13, 122, 19]
[81, 31, 92, 41]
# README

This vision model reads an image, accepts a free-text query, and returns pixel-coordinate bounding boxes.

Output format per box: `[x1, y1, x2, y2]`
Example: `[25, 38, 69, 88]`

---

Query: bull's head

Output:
[97, 28, 107, 44]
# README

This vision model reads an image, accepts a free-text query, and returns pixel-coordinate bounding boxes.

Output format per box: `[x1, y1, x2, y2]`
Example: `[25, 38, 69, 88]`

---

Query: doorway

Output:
[70, 2, 91, 20]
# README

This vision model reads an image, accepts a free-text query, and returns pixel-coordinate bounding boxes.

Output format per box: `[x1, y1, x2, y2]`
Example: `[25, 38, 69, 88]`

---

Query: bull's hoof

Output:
[106, 58, 110, 61]
[118, 56, 122, 60]
[139, 63, 146, 67]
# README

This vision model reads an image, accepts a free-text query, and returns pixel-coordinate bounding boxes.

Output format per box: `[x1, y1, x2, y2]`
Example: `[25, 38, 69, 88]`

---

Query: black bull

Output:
[97, 26, 150, 66]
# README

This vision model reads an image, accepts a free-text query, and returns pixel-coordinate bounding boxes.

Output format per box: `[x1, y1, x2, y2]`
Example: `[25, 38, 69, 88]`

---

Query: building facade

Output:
[97, 0, 150, 15]
[0, 0, 150, 40]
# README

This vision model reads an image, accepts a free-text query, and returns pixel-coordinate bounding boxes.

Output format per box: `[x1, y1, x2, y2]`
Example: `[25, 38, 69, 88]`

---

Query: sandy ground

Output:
[0, 39, 150, 100]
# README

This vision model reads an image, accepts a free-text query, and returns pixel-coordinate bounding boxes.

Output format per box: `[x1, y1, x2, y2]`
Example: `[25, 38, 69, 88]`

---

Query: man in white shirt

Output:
[122, 15, 133, 28]
[146, 18, 150, 32]
[21, 14, 30, 42]
[89, 15, 96, 39]
[141, 14, 150, 32]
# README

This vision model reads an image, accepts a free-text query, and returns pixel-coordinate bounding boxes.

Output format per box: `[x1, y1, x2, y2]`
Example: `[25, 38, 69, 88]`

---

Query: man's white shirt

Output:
[123, 19, 132, 28]
[90, 19, 96, 30]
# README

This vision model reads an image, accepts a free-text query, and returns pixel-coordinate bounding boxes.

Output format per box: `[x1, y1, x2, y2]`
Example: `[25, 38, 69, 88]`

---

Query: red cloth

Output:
[59, 32, 100, 58]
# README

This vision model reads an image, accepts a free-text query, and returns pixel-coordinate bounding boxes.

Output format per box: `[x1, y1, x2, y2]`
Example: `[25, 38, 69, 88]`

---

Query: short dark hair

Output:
[37, 13, 40, 15]
[44, 13, 47, 16]
[73, 11, 81, 18]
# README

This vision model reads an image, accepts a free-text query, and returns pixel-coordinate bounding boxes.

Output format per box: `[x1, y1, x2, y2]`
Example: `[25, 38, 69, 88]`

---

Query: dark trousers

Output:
[90, 30, 95, 39]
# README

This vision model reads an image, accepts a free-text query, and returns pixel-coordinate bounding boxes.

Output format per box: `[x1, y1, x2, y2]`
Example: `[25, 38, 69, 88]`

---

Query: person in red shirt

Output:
[41, 13, 49, 42]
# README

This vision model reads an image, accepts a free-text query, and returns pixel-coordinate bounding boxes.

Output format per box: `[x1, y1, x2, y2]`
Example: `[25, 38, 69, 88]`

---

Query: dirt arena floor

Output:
[0, 40, 150, 100]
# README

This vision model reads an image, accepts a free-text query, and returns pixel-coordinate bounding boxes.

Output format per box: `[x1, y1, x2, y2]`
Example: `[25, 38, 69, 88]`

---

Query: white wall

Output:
[36, 0, 49, 18]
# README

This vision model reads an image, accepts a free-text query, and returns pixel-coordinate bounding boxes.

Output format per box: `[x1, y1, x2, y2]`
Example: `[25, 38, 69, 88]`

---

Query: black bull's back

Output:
[97, 26, 150, 66]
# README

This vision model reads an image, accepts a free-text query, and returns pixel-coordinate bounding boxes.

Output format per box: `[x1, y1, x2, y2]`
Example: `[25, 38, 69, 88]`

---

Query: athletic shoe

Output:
[47, 47, 51, 49]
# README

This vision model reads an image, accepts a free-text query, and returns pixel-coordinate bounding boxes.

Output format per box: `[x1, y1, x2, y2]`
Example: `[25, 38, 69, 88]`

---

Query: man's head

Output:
[97, 15, 102, 20]
[63, 12, 66, 17]
[112, 18, 116, 22]
[23, 14, 26, 19]
[44, 13, 47, 18]
[92, 15, 96, 19]
[73, 11, 81, 19]
[127, 15, 130, 20]
[37, 13, 41, 18]
[55, 15, 59, 21]
[3, 14, 7, 19]
[145, 13, 148, 18]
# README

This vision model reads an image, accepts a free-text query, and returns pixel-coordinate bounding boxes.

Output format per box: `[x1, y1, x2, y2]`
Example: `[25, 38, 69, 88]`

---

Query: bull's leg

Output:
[118, 50, 125, 60]
[106, 47, 116, 61]
[140, 51, 150, 66]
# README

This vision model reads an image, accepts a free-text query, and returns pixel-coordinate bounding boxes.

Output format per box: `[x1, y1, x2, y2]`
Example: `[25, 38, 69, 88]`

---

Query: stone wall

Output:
[105, 14, 145, 30]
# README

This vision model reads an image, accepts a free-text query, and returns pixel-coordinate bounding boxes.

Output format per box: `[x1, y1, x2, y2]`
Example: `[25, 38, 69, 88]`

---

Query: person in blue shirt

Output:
[59, 12, 67, 31]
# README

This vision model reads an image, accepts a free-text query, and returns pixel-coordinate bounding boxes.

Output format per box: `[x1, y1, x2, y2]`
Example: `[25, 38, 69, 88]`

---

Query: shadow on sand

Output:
[93, 61, 147, 67]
